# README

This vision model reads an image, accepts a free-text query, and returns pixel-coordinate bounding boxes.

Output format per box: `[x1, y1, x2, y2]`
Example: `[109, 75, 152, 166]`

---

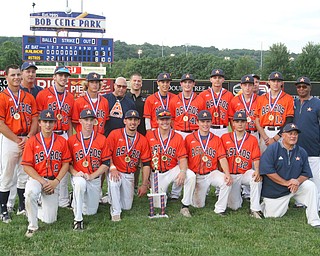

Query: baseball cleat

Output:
[1, 212, 12, 223]
[25, 229, 36, 238]
[250, 210, 264, 219]
[73, 220, 84, 231]
[216, 211, 227, 217]
[312, 225, 320, 229]
[180, 208, 192, 217]
[111, 215, 121, 222]
[17, 208, 27, 216]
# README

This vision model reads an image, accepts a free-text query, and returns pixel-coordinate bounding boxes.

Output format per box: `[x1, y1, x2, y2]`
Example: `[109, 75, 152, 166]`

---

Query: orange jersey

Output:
[169, 92, 205, 131]
[254, 91, 294, 127]
[68, 132, 109, 174]
[107, 128, 151, 173]
[199, 88, 233, 126]
[229, 94, 259, 131]
[0, 89, 37, 135]
[144, 92, 175, 129]
[21, 133, 71, 177]
[72, 94, 110, 134]
[185, 131, 226, 174]
[146, 129, 187, 172]
[221, 132, 260, 174]
[36, 87, 74, 131]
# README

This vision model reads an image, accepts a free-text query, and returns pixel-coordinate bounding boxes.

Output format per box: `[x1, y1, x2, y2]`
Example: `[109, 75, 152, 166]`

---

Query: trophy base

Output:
[148, 214, 169, 219]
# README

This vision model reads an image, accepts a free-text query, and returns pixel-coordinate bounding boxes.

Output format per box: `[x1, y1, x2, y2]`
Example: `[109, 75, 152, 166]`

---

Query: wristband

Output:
[55, 177, 61, 183]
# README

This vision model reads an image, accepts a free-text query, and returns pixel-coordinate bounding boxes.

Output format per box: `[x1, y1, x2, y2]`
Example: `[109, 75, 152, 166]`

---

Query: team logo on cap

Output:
[215, 70, 220, 74]
[238, 113, 243, 118]
[300, 77, 305, 83]
[87, 110, 92, 115]
[245, 76, 250, 81]
[202, 112, 208, 117]
[274, 73, 280, 78]
[93, 73, 98, 78]
[131, 111, 136, 116]
[163, 74, 167, 78]
[46, 112, 52, 117]
[291, 124, 296, 128]
[186, 74, 190, 78]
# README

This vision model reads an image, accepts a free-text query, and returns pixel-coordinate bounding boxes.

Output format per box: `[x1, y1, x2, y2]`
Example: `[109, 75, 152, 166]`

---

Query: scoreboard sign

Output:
[22, 35, 113, 63]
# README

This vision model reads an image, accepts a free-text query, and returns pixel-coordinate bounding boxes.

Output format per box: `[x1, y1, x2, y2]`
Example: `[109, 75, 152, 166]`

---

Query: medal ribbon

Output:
[86, 92, 100, 116]
[157, 91, 169, 110]
[123, 129, 137, 154]
[7, 88, 21, 113]
[158, 128, 172, 154]
[39, 132, 55, 159]
[80, 131, 94, 158]
[233, 132, 247, 156]
[210, 88, 224, 109]
[241, 94, 254, 117]
[182, 92, 194, 114]
[52, 85, 67, 112]
[198, 131, 210, 155]
[268, 90, 282, 113]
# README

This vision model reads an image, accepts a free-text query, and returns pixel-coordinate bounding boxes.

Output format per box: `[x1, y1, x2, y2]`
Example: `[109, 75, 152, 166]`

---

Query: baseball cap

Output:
[54, 66, 71, 76]
[197, 110, 212, 120]
[86, 72, 102, 81]
[233, 111, 247, 121]
[156, 108, 172, 119]
[241, 75, 254, 84]
[180, 73, 195, 82]
[251, 74, 260, 80]
[124, 110, 140, 119]
[210, 69, 225, 78]
[21, 62, 38, 71]
[295, 76, 311, 86]
[80, 109, 96, 119]
[282, 123, 301, 133]
[268, 71, 284, 81]
[39, 109, 56, 121]
[157, 72, 172, 81]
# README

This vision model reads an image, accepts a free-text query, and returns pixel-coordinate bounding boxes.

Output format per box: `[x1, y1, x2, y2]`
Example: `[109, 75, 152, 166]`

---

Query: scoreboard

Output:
[22, 35, 113, 63]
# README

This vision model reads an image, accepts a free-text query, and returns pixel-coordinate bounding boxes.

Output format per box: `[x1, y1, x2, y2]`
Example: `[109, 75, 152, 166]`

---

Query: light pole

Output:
[138, 49, 142, 59]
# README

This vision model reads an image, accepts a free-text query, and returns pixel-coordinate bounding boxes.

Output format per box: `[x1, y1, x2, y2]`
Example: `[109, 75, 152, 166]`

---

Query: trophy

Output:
[147, 150, 168, 218]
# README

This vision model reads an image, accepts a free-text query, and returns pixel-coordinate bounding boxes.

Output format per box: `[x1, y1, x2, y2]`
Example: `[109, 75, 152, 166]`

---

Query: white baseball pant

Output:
[259, 127, 280, 153]
[58, 132, 70, 207]
[308, 157, 320, 210]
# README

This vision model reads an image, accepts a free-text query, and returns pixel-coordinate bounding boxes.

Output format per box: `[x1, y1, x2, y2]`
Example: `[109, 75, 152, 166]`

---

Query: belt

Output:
[264, 126, 281, 131]
[180, 130, 194, 133]
[53, 130, 67, 135]
[43, 176, 55, 180]
[211, 125, 227, 129]
[17, 133, 28, 136]
[152, 169, 169, 174]
[246, 130, 258, 133]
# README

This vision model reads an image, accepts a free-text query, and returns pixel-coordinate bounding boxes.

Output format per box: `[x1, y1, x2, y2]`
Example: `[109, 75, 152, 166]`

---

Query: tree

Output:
[0, 41, 21, 69]
[233, 56, 257, 80]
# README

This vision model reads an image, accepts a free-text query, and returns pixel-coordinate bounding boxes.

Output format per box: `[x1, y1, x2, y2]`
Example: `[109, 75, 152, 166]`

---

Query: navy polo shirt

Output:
[294, 97, 320, 156]
[20, 84, 43, 99]
[260, 140, 312, 198]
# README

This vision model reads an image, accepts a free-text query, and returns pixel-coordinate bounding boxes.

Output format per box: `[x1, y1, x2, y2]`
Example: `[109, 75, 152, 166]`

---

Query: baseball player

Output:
[254, 71, 294, 153]
[293, 76, 320, 208]
[107, 110, 151, 221]
[199, 69, 233, 138]
[68, 109, 110, 230]
[260, 123, 320, 228]
[20, 62, 43, 98]
[72, 72, 109, 135]
[146, 108, 196, 217]
[144, 72, 175, 131]
[185, 110, 232, 216]
[252, 74, 264, 96]
[36, 66, 74, 208]
[221, 111, 263, 218]
[0, 64, 38, 223]
[22, 109, 71, 237]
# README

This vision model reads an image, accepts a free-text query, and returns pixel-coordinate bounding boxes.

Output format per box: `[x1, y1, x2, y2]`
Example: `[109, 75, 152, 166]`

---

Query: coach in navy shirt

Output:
[260, 123, 320, 228]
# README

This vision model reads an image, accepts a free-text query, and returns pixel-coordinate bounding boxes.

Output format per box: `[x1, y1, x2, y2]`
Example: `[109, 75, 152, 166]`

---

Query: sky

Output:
[2, 0, 320, 54]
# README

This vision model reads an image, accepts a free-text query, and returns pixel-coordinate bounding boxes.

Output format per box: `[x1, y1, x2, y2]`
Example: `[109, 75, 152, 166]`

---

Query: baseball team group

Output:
[1, 62, 320, 238]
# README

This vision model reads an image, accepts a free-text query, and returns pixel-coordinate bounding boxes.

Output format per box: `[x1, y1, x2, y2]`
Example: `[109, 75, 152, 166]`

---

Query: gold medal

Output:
[247, 117, 251, 123]
[268, 114, 274, 121]
[94, 119, 98, 125]
[125, 156, 131, 163]
[56, 113, 63, 120]
[235, 157, 242, 164]
[213, 112, 219, 117]
[202, 155, 208, 162]
[161, 155, 168, 161]
[13, 113, 20, 120]
[82, 160, 89, 167]
[152, 157, 158, 164]
[183, 115, 188, 122]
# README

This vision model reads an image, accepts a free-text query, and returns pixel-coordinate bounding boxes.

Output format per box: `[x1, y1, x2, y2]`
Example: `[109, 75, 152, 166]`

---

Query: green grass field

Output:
[1, 190, 320, 256]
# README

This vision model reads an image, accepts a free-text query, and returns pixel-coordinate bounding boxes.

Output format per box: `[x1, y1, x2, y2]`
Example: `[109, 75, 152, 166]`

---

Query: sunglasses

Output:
[116, 84, 128, 89]
[296, 85, 308, 89]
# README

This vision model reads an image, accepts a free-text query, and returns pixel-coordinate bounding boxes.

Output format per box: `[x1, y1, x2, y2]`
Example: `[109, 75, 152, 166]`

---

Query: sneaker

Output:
[100, 194, 110, 204]
[293, 203, 307, 209]
[25, 229, 36, 238]
[313, 225, 320, 229]
[17, 208, 26, 216]
[1, 212, 12, 223]
[216, 211, 227, 217]
[111, 215, 121, 222]
[250, 210, 264, 219]
[73, 220, 84, 231]
[180, 208, 192, 217]
[7, 206, 15, 213]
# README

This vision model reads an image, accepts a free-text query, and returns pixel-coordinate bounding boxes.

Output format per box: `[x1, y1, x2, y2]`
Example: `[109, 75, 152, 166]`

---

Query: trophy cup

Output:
[147, 150, 168, 218]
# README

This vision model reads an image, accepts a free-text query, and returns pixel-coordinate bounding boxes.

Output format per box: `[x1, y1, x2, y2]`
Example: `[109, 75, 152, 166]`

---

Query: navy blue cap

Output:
[21, 62, 38, 71]
[197, 110, 212, 120]
[181, 73, 195, 82]
[251, 74, 260, 80]
[86, 72, 102, 81]
[80, 109, 96, 119]
[39, 109, 56, 121]
[210, 69, 225, 78]
[233, 111, 247, 121]
[156, 108, 172, 119]
[157, 72, 172, 81]
[268, 71, 284, 81]
[295, 76, 311, 86]
[283, 123, 301, 133]
[54, 66, 71, 76]
[241, 75, 254, 84]
[125, 110, 140, 119]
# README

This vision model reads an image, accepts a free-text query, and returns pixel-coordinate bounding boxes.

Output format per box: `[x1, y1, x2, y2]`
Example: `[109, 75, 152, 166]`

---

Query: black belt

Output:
[53, 130, 67, 135]
[18, 133, 28, 136]
[246, 130, 257, 133]
[152, 169, 169, 173]
[211, 125, 227, 129]
[180, 130, 194, 133]
[264, 126, 280, 131]
[43, 176, 55, 180]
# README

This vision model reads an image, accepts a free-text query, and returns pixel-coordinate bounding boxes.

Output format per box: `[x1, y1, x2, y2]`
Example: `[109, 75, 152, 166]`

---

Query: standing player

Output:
[68, 109, 110, 230]
[221, 111, 263, 218]
[185, 110, 232, 216]
[72, 72, 109, 134]
[146, 108, 196, 217]
[293, 76, 320, 208]
[144, 72, 175, 131]
[107, 110, 151, 221]
[0, 64, 38, 223]
[251, 74, 264, 96]
[20, 62, 43, 98]
[255, 71, 294, 152]
[36, 66, 74, 208]
[22, 109, 71, 237]
[199, 69, 233, 138]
